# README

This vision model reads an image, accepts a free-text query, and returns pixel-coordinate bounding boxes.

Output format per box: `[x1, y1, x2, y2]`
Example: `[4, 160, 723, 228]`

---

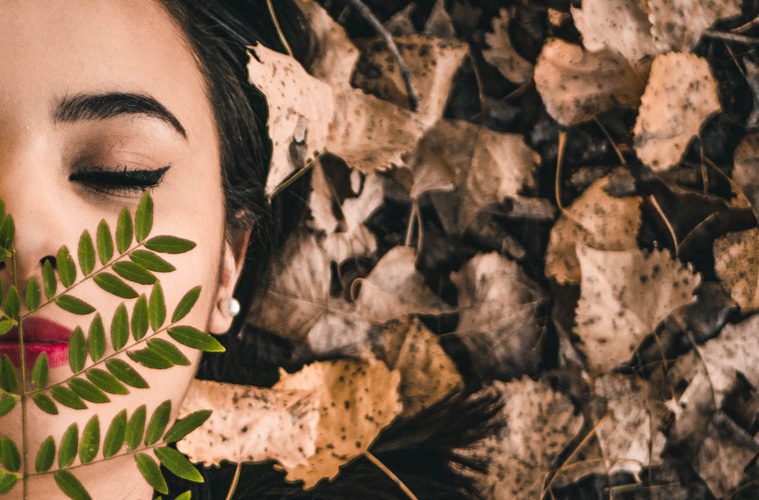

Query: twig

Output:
[734, 16, 759, 33]
[225, 462, 243, 500]
[364, 451, 418, 500]
[648, 195, 679, 257]
[703, 29, 759, 45]
[266, 0, 294, 57]
[404, 202, 417, 247]
[268, 152, 322, 202]
[593, 116, 626, 165]
[346, 0, 419, 111]
[555, 130, 568, 212]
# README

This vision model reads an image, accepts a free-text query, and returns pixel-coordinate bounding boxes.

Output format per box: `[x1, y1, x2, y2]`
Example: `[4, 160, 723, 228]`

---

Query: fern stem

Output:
[225, 462, 242, 500]
[20, 241, 147, 320]
[363, 451, 417, 500]
[12, 250, 30, 499]
[28, 440, 165, 477]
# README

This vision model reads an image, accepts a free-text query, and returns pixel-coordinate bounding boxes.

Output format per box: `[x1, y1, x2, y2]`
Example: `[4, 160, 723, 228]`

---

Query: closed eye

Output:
[69, 165, 171, 197]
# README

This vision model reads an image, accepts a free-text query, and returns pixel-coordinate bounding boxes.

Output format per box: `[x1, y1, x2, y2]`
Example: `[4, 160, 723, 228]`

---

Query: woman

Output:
[0, 1, 498, 498]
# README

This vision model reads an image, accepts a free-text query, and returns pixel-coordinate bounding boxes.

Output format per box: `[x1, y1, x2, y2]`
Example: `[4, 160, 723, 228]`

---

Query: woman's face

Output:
[0, 1, 237, 497]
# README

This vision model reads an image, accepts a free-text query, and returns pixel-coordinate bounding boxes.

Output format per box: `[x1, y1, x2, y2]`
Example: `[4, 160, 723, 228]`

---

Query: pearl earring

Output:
[219, 297, 241, 317]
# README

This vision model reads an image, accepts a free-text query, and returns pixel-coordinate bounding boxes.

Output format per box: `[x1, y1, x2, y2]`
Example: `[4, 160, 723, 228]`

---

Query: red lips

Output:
[0, 317, 72, 369]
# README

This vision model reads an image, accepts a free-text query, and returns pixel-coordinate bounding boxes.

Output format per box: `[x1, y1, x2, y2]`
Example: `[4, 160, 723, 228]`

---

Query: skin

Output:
[0, 1, 246, 498]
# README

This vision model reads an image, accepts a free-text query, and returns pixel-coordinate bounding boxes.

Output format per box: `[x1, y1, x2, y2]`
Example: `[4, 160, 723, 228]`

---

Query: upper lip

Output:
[0, 318, 73, 343]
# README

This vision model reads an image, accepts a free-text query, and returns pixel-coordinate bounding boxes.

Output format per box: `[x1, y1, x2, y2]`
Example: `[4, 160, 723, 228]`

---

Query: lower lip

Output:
[0, 342, 69, 370]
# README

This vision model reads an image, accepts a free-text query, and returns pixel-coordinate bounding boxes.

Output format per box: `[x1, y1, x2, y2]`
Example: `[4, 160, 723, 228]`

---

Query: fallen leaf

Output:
[384, 4, 416, 36]
[713, 229, 759, 311]
[546, 175, 642, 285]
[593, 375, 666, 476]
[411, 119, 539, 232]
[378, 317, 463, 417]
[570, 0, 655, 63]
[352, 35, 468, 123]
[355, 246, 451, 323]
[295, 0, 359, 87]
[176, 379, 320, 468]
[274, 360, 403, 488]
[633, 52, 721, 172]
[648, 0, 741, 52]
[322, 225, 377, 262]
[303, 314, 375, 359]
[423, 0, 455, 38]
[575, 245, 701, 373]
[732, 132, 759, 216]
[534, 38, 647, 127]
[482, 8, 534, 84]
[465, 378, 583, 499]
[451, 252, 544, 379]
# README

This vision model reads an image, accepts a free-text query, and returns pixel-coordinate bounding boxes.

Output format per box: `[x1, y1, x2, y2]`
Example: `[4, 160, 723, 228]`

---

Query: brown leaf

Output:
[176, 379, 320, 468]
[546, 175, 642, 285]
[535, 38, 647, 127]
[482, 8, 534, 84]
[378, 317, 463, 417]
[733, 132, 759, 217]
[355, 246, 451, 323]
[714, 229, 759, 311]
[570, 0, 655, 63]
[648, 0, 741, 52]
[352, 34, 468, 123]
[464, 378, 583, 499]
[633, 52, 721, 172]
[575, 245, 700, 373]
[274, 360, 403, 488]
[451, 252, 544, 378]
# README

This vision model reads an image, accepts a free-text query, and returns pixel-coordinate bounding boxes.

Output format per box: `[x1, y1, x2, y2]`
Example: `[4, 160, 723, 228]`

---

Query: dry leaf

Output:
[714, 229, 759, 311]
[384, 4, 416, 36]
[303, 314, 375, 359]
[570, 0, 655, 63]
[378, 317, 463, 417]
[534, 38, 647, 127]
[648, 0, 741, 52]
[177, 379, 320, 468]
[248, 232, 337, 342]
[482, 8, 534, 84]
[694, 429, 756, 498]
[451, 252, 544, 379]
[355, 246, 450, 323]
[274, 360, 403, 488]
[546, 175, 642, 285]
[733, 132, 759, 216]
[466, 378, 583, 499]
[322, 224, 377, 262]
[295, 0, 359, 87]
[352, 34, 468, 123]
[575, 245, 700, 373]
[593, 375, 666, 477]
[247, 45, 333, 195]
[424, 0, 455, 38]
[633, 52, 721, 172]
[411, 119, 539, 232]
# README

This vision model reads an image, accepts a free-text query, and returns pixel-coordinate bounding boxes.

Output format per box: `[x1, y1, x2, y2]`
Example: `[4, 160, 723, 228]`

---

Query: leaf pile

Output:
[178, 0, 759, 497]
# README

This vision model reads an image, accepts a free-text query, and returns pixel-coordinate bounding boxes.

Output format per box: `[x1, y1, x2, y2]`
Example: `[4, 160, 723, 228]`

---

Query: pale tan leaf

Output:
[411, 119, 539, 231]
[464, 378, 583, 499]
[303, 313, 375, 359]
[322, 224, 377, 262]
[482, 8, 534, 84]
[424, 0, 455, 38]
[535, 38, 647, 127]
[546, 176, 642, 285]
[274, 360, 403, 488]
[177, 379, 319, 469]
[295, 0, 359, 87]
[633, 52, 721, 172]
[593, 375, 666, 476]
[384, 4, 416, 36]
[379, 317, 463, 417]
[570, 0, 656, 62]
[247, 45, 333, 195]
[355, 246, 450, 323]
[648, 0, 741, 52]
[714, 229, 759, 311]
[733, 132, 759, 216]
[352, 34, 468, 123]
[575, 245, 700, 373]
[451, 252, 544, 378]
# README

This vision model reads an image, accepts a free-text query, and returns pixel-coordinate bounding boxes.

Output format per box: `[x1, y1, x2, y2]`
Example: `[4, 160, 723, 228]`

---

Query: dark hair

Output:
[156, 2, 501, 498]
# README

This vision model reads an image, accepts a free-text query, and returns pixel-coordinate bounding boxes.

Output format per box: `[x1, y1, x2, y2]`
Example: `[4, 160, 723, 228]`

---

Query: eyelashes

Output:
[69, 165, 171, 197]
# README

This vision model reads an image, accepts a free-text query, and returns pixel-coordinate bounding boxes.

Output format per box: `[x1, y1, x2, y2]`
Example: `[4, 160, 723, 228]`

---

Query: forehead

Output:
[0, 0, 212, 140]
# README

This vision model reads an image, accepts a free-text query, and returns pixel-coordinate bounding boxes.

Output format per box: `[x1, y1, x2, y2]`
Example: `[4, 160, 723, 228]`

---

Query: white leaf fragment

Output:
[535, 38, 647, 127]
[575, 245, 700, 373]
[633, 52, 721, 172]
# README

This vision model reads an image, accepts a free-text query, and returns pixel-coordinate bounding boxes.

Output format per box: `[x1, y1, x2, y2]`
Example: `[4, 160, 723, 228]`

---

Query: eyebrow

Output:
[54, 92, 187, 139]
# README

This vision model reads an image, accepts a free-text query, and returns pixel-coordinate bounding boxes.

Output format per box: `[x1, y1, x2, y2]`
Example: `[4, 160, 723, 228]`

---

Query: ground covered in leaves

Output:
[179, 1, 759, 498]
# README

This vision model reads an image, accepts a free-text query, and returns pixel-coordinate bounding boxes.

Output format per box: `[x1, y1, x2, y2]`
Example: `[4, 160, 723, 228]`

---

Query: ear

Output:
[208, 230, 250, 335]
